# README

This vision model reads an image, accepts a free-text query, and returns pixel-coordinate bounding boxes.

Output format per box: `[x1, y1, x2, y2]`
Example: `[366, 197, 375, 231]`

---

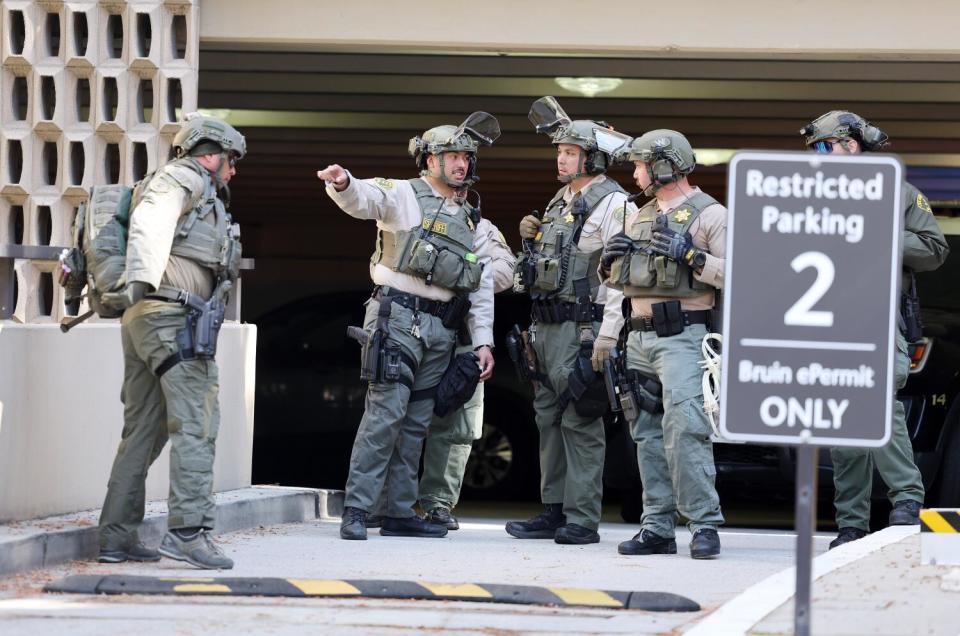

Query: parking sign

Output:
[720, 151, 903, 447]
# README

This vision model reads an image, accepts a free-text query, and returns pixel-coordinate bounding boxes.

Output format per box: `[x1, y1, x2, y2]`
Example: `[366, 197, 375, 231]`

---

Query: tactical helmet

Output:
[173, 113, 247, 159]
[800, 110, 889, 151]
[408, 112, 500, 188]
[528, 97, 629, 182]
[627, 129, 696, 194]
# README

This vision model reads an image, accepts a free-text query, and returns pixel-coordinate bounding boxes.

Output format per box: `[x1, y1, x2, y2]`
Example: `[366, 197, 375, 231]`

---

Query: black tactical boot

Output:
[689, 528, 721, 559]
[554, 523, 600, 545]
[505, 504, 565, 539]
[340, 506, 368, 540]
[380, 516, 448, 538]
[618, 529, 678, 555]
[829, 527, 868, 549]
[427, 507, 460, 531]
[365, 514, 383, 528]
[888, 499, 922, 526]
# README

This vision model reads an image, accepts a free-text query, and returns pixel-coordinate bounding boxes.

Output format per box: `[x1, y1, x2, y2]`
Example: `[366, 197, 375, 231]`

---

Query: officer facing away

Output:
[318, 113, 499, 540]
[602, 129, 725, 559]
[416, 221, 516, 529]
[505, 97, 629, 545]
[97, 114, 246, 569]
[800, 111, 949, 549]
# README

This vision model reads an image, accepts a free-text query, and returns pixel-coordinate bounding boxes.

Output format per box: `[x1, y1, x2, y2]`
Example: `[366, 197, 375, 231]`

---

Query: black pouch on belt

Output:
[441, 294, 472, 329]
[651, 300, 685, 337]
[433, 352, 481, 417]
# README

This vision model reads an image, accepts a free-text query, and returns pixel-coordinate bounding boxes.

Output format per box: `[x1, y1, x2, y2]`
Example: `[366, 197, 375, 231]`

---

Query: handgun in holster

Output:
[347, 295, 399, 383]
[604, 347, 640, 423]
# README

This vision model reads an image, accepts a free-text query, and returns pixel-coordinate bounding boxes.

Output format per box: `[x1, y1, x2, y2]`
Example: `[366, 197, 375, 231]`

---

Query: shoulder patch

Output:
[373, 177, 395, 190]
[495, 230, 508, 246]
[916, 193, 932, 213]
[613, 205, 627, 225]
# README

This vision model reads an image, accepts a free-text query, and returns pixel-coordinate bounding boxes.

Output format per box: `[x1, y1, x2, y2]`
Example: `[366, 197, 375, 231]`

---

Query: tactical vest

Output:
[516, 178, 625, 303]
[371, 178, 482, 293]
[132, 158, 243, 286]
[610, 191, 717, 299]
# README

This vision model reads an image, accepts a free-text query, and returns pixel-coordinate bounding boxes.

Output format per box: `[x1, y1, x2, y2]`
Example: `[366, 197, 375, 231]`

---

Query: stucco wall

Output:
[0, 322, 256, 522]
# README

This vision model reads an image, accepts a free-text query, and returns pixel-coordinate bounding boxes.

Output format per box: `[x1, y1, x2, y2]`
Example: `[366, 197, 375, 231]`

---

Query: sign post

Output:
[721, 151, 904, 636]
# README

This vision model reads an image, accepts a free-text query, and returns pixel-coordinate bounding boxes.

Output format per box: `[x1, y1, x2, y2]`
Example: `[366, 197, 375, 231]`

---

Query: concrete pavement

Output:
[2, 497, 958, 635]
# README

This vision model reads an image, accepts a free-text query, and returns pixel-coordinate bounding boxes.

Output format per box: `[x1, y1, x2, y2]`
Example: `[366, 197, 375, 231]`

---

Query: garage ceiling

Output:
[196, 48, 960, 314]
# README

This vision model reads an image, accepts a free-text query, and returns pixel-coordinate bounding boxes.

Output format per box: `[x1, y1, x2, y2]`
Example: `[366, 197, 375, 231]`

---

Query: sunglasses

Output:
[810, 139, 839, 154]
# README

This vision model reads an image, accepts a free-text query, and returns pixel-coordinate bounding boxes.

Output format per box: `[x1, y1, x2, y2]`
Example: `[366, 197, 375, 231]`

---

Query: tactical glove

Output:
[590, 335, 618, 372]
[601, 233, 636, 269]
[650, 226, 695, 262]
[101, 281, 150, 311]
[519, 214, 541, 240]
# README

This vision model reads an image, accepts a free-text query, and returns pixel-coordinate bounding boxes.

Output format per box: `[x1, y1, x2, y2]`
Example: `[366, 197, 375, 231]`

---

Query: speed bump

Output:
[44, 574, 700, 612]
[921, 508, 960, 565]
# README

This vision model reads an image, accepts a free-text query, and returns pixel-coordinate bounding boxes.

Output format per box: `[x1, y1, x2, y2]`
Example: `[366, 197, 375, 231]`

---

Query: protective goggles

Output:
[810, 139, 840, 154]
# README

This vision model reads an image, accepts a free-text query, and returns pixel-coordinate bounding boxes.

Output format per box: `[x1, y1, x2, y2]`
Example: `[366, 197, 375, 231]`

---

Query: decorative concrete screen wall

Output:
[0, 0, 198, 323]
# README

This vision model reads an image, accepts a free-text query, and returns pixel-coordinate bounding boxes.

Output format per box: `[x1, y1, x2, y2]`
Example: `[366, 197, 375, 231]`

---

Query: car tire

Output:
[462, 396, 537, 500]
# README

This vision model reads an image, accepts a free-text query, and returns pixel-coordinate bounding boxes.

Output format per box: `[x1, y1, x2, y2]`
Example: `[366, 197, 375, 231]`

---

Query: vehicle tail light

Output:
[908, 337, 932, 373]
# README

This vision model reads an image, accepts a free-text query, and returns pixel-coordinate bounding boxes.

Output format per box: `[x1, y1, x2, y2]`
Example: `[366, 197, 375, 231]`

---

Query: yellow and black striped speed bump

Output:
[44, 575, 700, 612]
[921, 509, 960, 533]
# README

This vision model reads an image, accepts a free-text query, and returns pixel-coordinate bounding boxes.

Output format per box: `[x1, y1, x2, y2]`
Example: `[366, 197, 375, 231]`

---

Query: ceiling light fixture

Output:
[554, 77, 623, 98]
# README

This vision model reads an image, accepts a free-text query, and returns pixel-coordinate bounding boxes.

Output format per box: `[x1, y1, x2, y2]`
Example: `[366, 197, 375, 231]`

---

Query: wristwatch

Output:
[685, 248, 707, 269]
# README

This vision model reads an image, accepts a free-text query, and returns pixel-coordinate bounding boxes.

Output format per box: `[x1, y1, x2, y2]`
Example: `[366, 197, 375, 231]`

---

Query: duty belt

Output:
[630, 309, 710, 332]
[374, 287, 452, 319]
[531, 299, 603, 324]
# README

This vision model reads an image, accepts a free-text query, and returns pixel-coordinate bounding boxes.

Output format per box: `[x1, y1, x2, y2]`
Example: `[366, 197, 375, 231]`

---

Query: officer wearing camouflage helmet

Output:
[318, 113, 500, 541]
[800, 110, 949, 549]
[504, 97, 630, 545]
[601, 129, 725, 559]
[416, 220, 515, 529]
[97, 113, 246, 569]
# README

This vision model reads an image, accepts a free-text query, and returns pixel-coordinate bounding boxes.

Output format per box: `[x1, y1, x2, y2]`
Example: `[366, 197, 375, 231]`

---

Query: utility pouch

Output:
[654, 255, 680, 288]
[651, 300, 685, 337]
[513, 251, 538, 292]
[568, 342, 608, 419]
[626, 369, 664, 414]
[433, 352, 481, 417]
[441, 294, 472, 329]
[534, 257, 562, 292]
[901, 271, 924, 343]
[406, 239, 439, 282]
[381, 342, 402, 382]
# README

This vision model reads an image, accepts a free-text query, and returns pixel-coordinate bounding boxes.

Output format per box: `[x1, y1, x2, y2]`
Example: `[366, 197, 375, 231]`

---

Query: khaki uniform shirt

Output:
[327, 172, 496, 349]
[476, 217, 516, 294]
[560, 174, 630, 339]
[628, 186, 726, 317]
[124, 162, 217, 318]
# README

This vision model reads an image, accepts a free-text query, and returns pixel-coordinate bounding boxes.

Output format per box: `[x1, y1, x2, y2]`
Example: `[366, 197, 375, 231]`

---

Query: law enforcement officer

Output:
[417, 219, 516, 529]
[800, 111, 949, 549]
[602, 129, 725, 559]
[97, 114, 245, 569]
[504, 97, 630, 545]
[318, 113, 499, 540]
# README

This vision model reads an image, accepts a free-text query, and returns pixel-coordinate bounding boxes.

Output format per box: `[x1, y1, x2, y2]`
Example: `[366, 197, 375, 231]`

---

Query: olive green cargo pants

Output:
[418, 346, 484, 512]
[99, 304, 220, 551]
[530, 320, 605, 531]
[625, 323, 724, 538]
[831, 331, 925, 531]
[344, 297, 455, 518]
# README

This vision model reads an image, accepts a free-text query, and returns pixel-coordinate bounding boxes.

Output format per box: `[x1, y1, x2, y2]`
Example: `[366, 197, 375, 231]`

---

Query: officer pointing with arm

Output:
[504, 97, 629, 545]
[318, 113, 499, 541]
[602, 129, 725, 559]
[799, 111, 949, 549]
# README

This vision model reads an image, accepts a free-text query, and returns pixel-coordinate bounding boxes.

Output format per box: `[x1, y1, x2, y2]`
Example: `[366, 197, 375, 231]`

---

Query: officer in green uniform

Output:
[602, 129, 725, 559]
[97, 114, 245, 570]
[417, 219, 516, 529]
[504, 97, 629, 545]
[318, 113, 499, 541]
[800, 110, 949, 549]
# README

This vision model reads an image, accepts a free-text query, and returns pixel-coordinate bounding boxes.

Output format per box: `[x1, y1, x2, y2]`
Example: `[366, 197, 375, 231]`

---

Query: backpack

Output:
[58, 184, 135, 319]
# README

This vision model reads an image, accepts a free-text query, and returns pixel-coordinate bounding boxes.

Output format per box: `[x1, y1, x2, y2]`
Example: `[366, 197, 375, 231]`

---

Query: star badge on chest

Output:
[673, 209, 691, 223]
[564, 213, 575, 224]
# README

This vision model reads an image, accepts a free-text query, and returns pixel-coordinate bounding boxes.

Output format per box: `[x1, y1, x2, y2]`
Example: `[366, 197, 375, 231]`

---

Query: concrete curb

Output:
[684, 525, 919, 635]
[0, 486, 345, 577]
